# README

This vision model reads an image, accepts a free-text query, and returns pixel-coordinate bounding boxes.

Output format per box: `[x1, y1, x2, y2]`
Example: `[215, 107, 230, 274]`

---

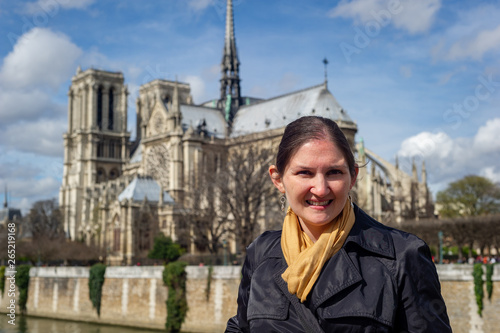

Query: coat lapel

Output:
[307, 247, 363, 312]
[307, 206, 396, 313]
[269, 206, 395, 317]
[273, 263, 326, 333]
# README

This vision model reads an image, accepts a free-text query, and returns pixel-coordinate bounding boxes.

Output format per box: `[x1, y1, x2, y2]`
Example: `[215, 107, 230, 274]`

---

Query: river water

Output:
[0, 315, 164, 333]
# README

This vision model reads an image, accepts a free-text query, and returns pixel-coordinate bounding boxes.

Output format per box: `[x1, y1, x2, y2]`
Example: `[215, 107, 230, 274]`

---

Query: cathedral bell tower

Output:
[218, 0, 242, 128]
[60, 67, 130, 240]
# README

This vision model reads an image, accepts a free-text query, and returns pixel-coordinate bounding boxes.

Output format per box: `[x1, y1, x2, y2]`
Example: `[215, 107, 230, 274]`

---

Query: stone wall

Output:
[0, 264, 498, 332]
[437, 265, 500, 333]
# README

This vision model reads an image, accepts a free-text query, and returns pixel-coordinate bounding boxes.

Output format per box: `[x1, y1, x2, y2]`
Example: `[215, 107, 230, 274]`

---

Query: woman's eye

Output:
[328, 170, 342, 175]
[297, 170, 311, 175]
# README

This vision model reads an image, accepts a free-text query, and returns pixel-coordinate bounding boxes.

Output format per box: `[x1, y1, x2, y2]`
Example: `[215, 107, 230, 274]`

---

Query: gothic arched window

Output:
[109, 168, 119, 180]
[108, 140, 115, 158]
[96, 168, 106, 183]
[108, 87, 114, 130]
[113, 227, 121, 252]
[97, 140, 104, 158]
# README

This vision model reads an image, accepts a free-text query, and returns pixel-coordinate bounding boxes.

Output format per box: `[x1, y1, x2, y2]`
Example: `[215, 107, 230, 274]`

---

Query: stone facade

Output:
[356, 144, 433, 223]
[0, 265, 498, 332]
[59, 0, 434, 265]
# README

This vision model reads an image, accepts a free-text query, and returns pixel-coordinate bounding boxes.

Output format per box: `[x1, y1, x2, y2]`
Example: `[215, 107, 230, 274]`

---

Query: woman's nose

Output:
[310, 175, 330, 197]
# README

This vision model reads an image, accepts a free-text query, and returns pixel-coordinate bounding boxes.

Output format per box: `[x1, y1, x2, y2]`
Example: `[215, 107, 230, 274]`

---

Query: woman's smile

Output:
[306, 199, 333, 207]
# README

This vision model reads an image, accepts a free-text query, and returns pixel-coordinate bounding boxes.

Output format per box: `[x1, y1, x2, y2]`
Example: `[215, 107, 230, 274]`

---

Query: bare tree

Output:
[177, 161, 232, 256]
[178, 144, 280, 257]
[17, 199, 65, 263]
[16, 199, 103, 265]
[214, 144, 279, 254]
[28, 199, 64, 241]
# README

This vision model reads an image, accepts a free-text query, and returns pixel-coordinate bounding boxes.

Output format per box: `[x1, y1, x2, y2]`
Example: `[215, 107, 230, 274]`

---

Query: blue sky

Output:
[0, 0, 499, 212]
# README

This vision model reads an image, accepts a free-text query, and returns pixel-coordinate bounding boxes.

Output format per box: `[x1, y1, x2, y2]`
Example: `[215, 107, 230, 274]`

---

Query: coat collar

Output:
[345, 204, 395, 259]
[266, 204, 395, 259]
[267, 204, 396, 312]
[308, 205, 396, 311]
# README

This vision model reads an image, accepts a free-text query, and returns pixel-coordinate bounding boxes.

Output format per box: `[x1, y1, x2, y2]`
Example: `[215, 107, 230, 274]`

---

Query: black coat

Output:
[226, 205, 451, 333]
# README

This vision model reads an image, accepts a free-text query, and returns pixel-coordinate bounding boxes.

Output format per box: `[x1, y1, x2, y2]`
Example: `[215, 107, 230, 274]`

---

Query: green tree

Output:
[148, 233, 185, 264]
[15, 265, 31, 314]
[436, 175, 500, 218]
[0, 266, 5, 297]
[164, 261, 188, 333]
[88, 263, 106, 317]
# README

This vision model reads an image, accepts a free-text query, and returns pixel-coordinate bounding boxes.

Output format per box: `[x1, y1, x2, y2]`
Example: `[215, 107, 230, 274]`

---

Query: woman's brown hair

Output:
[275, 116, 356, 177]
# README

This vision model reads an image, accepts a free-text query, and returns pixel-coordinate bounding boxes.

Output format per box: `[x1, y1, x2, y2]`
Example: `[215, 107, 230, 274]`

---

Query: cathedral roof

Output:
[118, 176, 174, 204]
[180, 104, 227, 138]
[230, 83, 354, 137]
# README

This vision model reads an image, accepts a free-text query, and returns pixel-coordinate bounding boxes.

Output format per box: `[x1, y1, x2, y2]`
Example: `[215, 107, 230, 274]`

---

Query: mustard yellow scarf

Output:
[281, 199, 355, 302]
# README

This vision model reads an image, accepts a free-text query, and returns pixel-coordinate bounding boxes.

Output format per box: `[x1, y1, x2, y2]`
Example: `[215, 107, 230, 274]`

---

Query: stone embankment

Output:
[0, 264, 498, 333]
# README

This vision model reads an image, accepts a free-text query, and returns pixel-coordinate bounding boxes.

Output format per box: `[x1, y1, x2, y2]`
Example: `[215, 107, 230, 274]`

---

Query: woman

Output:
[226, 116, 451, 332]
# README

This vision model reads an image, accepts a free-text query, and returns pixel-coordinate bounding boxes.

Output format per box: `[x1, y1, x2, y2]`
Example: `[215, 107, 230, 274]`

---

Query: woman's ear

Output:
[269, 165, 285, 193]
[350, 165, 359, 190]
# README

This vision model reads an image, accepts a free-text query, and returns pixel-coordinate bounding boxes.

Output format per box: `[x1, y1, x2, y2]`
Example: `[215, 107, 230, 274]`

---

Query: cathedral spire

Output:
[421, 160, 427, 184]
[412, 158, 418, 182]
[219, 0, 241, 125]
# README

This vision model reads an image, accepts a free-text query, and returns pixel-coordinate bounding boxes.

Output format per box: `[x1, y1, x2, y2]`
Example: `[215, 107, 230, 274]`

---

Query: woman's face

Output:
[270, 139, 357, 240]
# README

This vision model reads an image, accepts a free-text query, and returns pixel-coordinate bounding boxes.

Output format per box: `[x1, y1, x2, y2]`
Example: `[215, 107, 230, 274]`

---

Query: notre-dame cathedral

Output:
[59, 0, 433, 265]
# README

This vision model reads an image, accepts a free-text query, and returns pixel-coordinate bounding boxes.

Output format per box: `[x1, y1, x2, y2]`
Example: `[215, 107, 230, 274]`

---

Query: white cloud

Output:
[188, 0, 214, 11]
[23, 0, 95, 15]
[0, 27, 79, 151]
[0, 89, 59, 123]
[397, 118, 500, 189]
[430, 4, 500, 62]
[15, 176, 61, 199]
[398, 131, 454, 171]
[2, 175, 62, 213]
[0, 26, 77, 211]
[481, 166, 500, 184]
[0, 118, 67, 156]
[0, 28, 82, 90]
[473, 118, 500, 152]
[0, 150, 63, 213]
[329, 0, 441, 34]
[392, 0, 441, 34]
[330, 0, 387, 23]
[446, 25, 500, 61]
